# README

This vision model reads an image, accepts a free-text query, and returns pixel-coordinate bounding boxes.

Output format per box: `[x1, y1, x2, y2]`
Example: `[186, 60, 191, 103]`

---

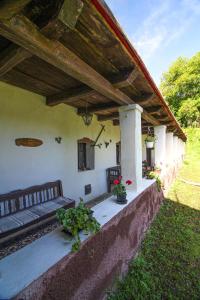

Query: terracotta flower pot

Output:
[116, 194, 127, 204]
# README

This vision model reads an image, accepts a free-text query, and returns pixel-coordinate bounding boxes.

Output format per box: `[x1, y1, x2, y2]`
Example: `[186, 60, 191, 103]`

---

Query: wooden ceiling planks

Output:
[0, 0, 185, 138]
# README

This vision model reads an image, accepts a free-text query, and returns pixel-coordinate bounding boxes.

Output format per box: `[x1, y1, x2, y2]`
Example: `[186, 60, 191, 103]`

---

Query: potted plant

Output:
[154, 164, 162, 175]
[56, 199, 100, 252]
[146, 171, 163, 192]
[113, 176, 132, 204]
[145, 134, 157, 148]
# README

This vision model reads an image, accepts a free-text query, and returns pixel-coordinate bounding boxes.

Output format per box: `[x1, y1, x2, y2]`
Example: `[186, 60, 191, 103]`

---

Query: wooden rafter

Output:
[0, 0, 31, 21]
[135, 94, 155, 105]
[47, 69, 139, 106]
[0, 0, 84, 76]
[98, 113, 119, 122]
[47, 87, 95, 105]
[77, 102, 120, 114]
[113, 68, 138, 89]
[0, 13, 160, 126]
[0, 45, 31, 77]
[144, 105, 163, 114]
[98, 110, 160, 126]
[0, 15, 131, 106]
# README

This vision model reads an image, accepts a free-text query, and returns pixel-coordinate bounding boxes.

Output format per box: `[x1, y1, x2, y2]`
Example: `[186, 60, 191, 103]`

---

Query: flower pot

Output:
[116, 194, 127, 204]
[146, 141, 154, 148]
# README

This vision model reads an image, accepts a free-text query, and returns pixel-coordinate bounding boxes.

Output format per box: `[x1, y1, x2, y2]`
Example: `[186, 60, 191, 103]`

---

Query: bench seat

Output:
[0, 197, 74, 238]
[0, 181, 75, 243]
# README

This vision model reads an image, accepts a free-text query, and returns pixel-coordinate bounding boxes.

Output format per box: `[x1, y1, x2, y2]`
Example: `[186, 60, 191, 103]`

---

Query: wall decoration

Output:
[15, 138, 43, 147]
[92, 124, 105, 148]
[104, 139, 112, 148]
[55, 137, 62, 144]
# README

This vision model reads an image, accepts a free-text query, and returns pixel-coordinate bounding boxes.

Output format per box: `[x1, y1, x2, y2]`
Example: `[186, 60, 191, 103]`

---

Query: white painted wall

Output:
[0, 82, 120, 202]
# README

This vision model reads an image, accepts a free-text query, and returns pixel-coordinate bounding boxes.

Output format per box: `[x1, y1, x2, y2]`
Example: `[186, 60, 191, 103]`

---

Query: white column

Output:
[154, 125, 167, 169]
[166, 132, 174, 166]
[119, 104, 143, 190]
[178, 138, 182, 162]
[173, 136, 178, 163]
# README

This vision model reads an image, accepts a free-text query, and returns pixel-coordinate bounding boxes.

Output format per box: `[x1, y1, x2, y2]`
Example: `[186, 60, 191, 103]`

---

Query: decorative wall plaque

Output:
[15, 138, 43, 147]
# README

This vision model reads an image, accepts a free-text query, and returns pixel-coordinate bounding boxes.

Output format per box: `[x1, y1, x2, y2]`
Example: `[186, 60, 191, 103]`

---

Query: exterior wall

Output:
[14, 182, 163, 300]
[0, 82, 120, 201]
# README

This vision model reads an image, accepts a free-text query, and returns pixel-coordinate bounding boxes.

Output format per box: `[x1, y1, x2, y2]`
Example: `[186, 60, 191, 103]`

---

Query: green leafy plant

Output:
[145, 134, 157, 143]
[56, 198, 100, 252]
[146, 171, 163, 192]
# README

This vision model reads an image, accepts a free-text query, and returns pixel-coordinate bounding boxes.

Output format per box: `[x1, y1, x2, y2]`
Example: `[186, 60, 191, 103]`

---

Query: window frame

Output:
[78, 138, 95, 172]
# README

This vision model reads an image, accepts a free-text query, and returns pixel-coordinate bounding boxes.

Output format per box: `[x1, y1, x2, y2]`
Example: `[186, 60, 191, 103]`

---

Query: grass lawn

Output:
[108, 128, 200, 300]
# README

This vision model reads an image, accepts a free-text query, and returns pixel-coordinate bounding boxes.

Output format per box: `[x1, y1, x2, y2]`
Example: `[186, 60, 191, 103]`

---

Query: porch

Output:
[0, 0, 186, 299]
[0, 179, 163, 300]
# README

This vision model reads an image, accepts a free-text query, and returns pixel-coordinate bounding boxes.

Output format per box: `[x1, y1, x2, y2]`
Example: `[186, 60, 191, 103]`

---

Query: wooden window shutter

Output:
[86, 143, 95, 170]
[78, 143, 86, 170]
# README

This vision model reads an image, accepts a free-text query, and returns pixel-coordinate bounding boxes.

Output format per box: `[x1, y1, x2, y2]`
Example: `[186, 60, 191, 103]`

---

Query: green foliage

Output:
[177, 98, 200, 127]
[144, 135, 157, 143]
[160, 52, 200, 127]
[146, 171, 162, 192]
[56, 198, 100, 252]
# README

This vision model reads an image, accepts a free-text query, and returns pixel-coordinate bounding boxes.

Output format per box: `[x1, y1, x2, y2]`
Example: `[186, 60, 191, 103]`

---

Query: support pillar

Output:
[119, 104, 143, 190]
[166, 132, 174, 166]
[173, 136, 178, 163]
[154, 125, 167, 169]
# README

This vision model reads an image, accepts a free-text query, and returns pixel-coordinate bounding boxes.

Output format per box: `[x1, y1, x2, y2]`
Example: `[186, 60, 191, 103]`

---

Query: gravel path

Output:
[0, 220, 60, 260]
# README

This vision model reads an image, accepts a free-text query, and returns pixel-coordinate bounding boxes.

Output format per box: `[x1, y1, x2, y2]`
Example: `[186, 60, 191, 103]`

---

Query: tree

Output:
[160, 52, 200, 127]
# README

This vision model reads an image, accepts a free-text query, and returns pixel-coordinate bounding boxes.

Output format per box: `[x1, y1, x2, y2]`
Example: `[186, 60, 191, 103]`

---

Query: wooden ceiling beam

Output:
[142, 112, 160, 126]
[47, 69, 139, 106]
[0, 0, 31, 21]
[47, 86, 95, 105]
[98, 113, 119, 122]
[0, 14, 132, 106]
[162, 120, 175, 125]
[0, 0, 83, 76]
[113, 68, 138, 89]
[0, 45, 31, 76]
[77, 102, 120, 114]
[144, 105, 163, 114]
[99, 110, 160, 126]
[136, 94, 155, 105]
[0, 14, 160, 126]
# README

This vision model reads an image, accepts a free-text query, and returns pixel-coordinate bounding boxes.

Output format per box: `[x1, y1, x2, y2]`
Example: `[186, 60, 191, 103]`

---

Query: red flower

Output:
[113, 179, 119, 185]
[118, 176, 122, 181]
[126, 180, 132, 185]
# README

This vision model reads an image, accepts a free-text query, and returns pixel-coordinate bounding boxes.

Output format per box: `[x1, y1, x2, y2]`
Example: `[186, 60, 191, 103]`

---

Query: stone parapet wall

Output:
[15, 183, 163, 300]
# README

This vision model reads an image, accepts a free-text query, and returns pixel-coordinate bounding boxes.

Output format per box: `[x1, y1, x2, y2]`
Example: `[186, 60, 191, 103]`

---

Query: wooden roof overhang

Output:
[0, 0, 186, 140]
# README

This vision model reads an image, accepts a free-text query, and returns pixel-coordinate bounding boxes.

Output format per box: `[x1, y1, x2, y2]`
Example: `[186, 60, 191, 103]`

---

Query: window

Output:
[78, 138, 95, 171]
[116, 142, 121, 165]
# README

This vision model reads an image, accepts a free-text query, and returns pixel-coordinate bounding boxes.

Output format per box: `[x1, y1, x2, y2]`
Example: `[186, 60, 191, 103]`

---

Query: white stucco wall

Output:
[0, 82, 120, 202]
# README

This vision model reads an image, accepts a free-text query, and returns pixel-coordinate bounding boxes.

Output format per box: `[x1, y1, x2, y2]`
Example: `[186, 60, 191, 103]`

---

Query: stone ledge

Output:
[0, 179, 162, 300]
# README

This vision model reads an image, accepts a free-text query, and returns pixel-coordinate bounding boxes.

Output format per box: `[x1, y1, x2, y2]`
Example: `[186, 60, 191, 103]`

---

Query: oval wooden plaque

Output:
[15, 138, 43, 147]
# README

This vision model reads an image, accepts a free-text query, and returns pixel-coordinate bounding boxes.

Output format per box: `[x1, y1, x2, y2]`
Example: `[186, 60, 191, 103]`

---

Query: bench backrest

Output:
[0, 180, 63, 218]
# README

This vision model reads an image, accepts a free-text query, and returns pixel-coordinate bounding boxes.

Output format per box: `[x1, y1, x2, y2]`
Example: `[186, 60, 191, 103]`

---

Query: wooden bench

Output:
[106, 166, 121, 193]
[0, 180, 75, 243]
